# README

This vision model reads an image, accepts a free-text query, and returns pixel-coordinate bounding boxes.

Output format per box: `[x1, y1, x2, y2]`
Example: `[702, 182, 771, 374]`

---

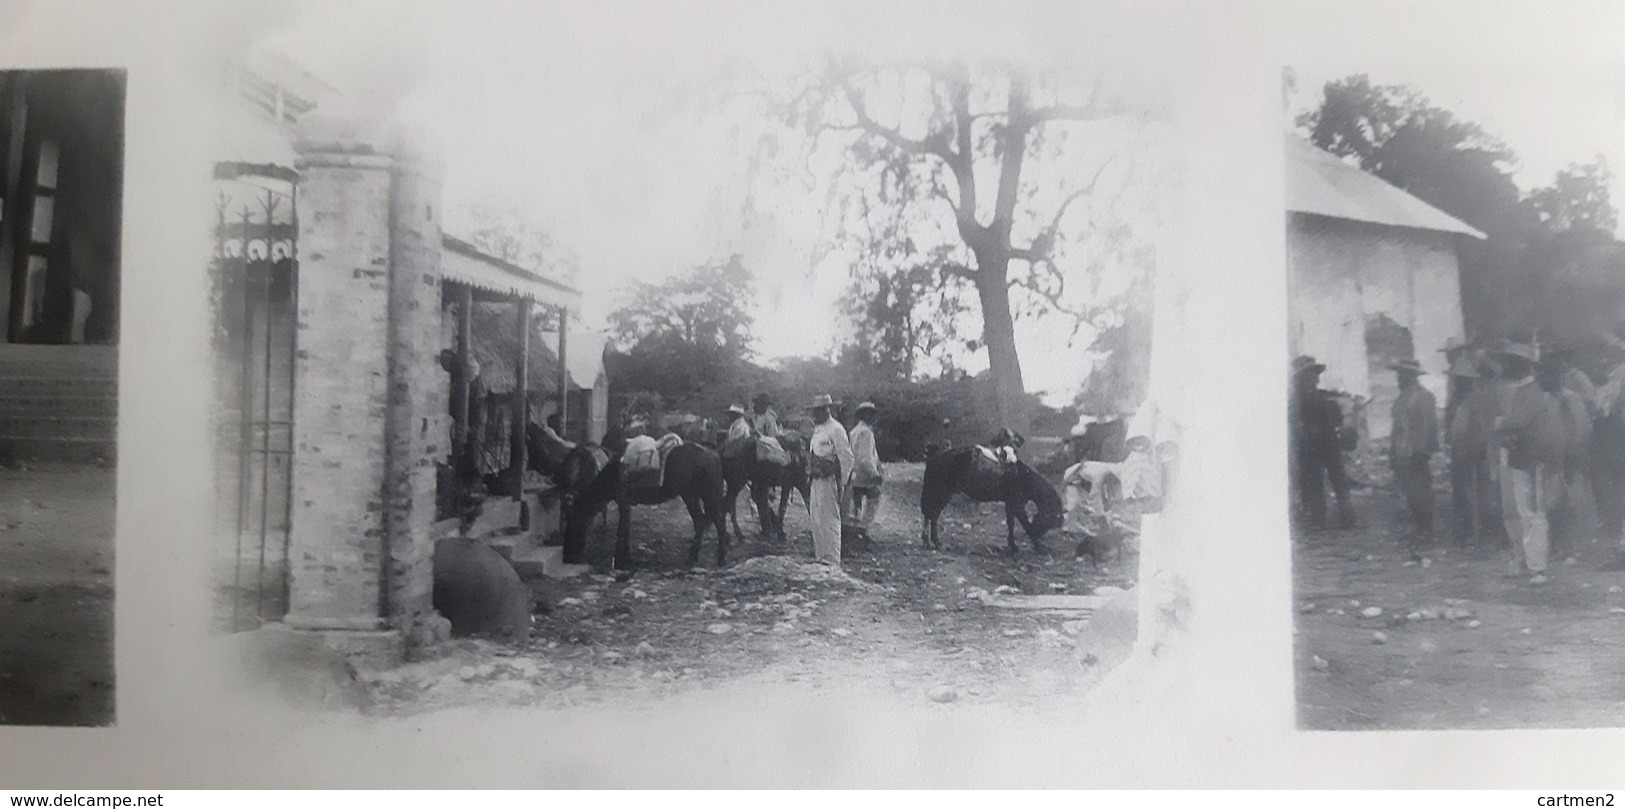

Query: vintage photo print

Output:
[0, 67, 124, 727]
[200, 0, 1206, 725]
[1284, 36, 1625, 729]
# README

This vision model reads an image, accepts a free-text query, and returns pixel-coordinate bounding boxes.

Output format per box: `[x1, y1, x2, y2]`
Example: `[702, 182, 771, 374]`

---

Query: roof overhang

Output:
[1285, 137, 1487, 240]
[441, 236, 582, 311]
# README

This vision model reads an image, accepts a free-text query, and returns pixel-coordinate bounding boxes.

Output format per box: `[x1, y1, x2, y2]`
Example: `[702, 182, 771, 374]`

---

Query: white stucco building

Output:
[1285, 137, 1486, 441]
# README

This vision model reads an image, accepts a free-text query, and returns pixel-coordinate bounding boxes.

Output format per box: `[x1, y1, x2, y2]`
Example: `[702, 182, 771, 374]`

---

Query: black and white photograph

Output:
[0, 67, 123, 727]
[1284, 19, 1625, 729]
[203, 1, 1197, 723]
[9, 0, 1625, 794]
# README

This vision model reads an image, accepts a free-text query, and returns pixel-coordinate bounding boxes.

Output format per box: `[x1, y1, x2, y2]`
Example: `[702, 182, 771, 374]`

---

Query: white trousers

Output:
[809, 477, 842, 564]
[1500, 457, 1557, 574]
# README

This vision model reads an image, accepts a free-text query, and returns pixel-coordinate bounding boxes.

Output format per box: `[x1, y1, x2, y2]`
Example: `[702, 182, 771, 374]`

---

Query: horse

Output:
[720, 431, 811, 542]
[555, 442, 613, 563]
[919, 447, 1064, 554]
[563, 441, 731, 570]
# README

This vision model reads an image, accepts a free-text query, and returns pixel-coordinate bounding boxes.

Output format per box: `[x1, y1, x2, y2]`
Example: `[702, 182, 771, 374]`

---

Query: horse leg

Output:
[725, 478, 744, 543]
[713, 498, 730, 567]
[1017, 509, 1049, 555]
[777, 484, 791, 542]
[1005, 508, 1019, 555]
[683, 495, 707, 567]
[613, 498, 634, 571]
[753, 482, 775, 538]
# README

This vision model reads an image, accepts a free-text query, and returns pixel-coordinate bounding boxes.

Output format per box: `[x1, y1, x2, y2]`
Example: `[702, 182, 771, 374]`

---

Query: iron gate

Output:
[212, 161, 298, 632]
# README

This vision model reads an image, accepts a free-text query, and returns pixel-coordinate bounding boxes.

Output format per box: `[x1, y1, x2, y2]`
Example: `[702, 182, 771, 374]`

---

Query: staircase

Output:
[433, 493, 589, 580]
[0, 344, 118, 464]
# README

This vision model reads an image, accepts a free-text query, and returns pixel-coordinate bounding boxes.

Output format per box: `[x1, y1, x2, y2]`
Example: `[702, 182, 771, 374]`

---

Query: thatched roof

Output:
[466, 302, 561, 397]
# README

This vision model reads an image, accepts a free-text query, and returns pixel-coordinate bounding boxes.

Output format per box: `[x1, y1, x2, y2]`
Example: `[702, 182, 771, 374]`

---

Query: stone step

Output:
[0, 393, 119, 418]
[510, 544, 588, 579]
[0, 377, 117, 397]
[0, 414, 118, 440]
[0, 435, 116, 463]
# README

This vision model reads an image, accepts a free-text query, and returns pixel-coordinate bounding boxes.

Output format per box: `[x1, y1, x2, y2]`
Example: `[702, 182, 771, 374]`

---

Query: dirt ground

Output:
[1294, 473, 1625, 730]
[0, 462, 116, 726]
[364, 462, 1140, 715]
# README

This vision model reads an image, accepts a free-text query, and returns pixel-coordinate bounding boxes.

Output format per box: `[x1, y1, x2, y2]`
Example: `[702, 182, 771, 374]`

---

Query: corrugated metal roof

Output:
[441, 237, 584, 311]
[1286, 137, 1486, 239]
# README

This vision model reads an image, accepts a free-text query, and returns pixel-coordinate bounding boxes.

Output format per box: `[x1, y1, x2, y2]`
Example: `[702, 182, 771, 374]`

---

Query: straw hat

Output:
[1390, 358, 1425, 376]
[725, 404, 746, 417]
[855, 401, 878, 415]
[1292, 355, 1326, 376]
[808, 394, 834, 409]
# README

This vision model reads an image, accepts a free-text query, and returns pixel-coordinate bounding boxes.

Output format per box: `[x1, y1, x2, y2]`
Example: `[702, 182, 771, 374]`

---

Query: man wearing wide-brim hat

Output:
[722, 403, 752, 456]
[1491, 341, 1565, 584]
[845, 401, 883, 542]
[1289, 355, 1355, 529]
[805, 394, 853, 564]
[1390, 358, 1440, 560]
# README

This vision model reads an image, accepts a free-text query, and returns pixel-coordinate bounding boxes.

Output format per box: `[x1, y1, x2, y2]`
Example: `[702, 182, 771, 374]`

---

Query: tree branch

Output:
[1009, 154, 1117, 262]
[839, 77, 955, 162]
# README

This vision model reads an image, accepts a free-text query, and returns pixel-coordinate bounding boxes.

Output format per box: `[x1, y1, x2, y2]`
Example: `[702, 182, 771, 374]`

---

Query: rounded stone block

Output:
[432, 537, 531, 640]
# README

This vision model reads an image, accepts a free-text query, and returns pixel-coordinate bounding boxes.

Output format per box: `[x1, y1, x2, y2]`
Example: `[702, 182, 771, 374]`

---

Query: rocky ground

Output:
[1294, 476, 1625, 730]
[0, 462, 116, 726]
[361, 462, 1141, 715]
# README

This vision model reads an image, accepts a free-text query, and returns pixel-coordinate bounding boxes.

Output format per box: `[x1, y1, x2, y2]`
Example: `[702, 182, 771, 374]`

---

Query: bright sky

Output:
[255, 0, 1183, 406]
[1274, 0, 1625, 237]
[251, 0, 1624, 407]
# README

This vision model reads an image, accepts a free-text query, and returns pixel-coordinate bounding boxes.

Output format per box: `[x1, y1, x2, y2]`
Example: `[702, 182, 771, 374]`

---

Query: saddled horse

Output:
[720, 430, 810, 542]
[919, 447, 1064, 554]
[564, 441, 731, 570]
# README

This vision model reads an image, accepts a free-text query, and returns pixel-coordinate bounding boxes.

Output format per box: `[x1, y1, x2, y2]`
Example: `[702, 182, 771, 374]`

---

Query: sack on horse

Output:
[622, 433, 686, 489]
[756, 436, 791, 468]
[624, 435, 663, 488]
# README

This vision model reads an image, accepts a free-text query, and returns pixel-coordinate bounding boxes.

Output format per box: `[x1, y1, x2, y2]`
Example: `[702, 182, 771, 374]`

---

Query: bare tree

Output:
[779, 60, 1158, 435]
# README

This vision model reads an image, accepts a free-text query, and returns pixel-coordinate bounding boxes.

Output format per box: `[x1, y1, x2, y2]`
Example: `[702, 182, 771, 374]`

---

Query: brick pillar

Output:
[283, 115, 447, 648]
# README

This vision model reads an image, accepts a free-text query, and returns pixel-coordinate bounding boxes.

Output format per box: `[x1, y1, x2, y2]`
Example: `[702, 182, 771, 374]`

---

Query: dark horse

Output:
[919, 447, 1063, 553]
[720, 431, 811, 542]
[554, 442, 613, 563]
[564, 442, 731, 570]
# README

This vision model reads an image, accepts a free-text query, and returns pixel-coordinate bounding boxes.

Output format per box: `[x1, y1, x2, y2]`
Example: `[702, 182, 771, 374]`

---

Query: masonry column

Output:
[283, 114, 448, 650]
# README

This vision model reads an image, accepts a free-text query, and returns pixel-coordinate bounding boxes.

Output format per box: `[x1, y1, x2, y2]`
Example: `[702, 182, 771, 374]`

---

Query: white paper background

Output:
[0, 0, 1620, 788]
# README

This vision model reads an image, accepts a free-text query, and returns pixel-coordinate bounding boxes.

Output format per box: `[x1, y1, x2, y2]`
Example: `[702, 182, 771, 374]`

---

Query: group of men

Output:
[721, 393, 884, 565]
[1293, 334, 1625, 586]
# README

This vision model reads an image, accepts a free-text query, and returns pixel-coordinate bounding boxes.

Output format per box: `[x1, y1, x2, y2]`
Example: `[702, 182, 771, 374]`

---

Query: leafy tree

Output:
[1529, 156, 1618, 235]
[837, 252, 974, 382]
[1075, 272, 1153, 417]
[777, 60, 1162, 435]
[606, 256, 758, 409]
[1298, 74, 1527, 237]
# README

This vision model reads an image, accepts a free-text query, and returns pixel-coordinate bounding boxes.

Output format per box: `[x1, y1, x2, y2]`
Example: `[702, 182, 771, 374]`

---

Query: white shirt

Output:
[810, 418, 854, 482]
